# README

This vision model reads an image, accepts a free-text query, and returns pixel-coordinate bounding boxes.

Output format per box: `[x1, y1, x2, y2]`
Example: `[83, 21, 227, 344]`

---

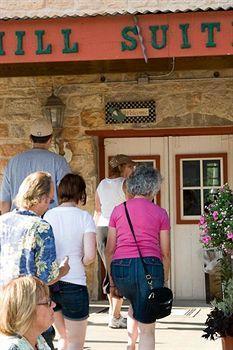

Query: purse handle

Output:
[123, 201, 154, 291]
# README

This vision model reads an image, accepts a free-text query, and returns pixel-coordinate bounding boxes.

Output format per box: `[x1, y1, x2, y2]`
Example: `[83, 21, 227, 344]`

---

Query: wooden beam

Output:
[86, 126, 233, 138]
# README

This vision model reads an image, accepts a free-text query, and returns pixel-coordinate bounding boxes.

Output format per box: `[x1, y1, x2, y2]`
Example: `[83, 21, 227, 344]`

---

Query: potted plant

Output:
[199, 184, 233, 349]
[199, 183, 233, 253]
[202, 278, 233, 349]
[199, 183, 233, 287]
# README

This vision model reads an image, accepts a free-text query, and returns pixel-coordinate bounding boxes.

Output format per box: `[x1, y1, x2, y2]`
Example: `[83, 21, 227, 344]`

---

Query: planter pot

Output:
[221, 336, 233, 350]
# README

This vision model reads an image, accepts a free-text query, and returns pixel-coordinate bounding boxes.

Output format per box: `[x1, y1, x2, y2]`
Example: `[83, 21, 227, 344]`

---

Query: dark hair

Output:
[30, 135, 52, 144]
[109, 166, 121, 177]
[58, 173, 87, 205]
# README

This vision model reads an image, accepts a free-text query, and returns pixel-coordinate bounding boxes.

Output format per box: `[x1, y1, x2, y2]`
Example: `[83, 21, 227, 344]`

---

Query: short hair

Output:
[58, 173, 87, 205]
[14, 171, 52, 209]
[109, 165, 121, 177]
[126, 164, 162, 197]
[30, 135, 52, 144]
[0, 276, 49, 336]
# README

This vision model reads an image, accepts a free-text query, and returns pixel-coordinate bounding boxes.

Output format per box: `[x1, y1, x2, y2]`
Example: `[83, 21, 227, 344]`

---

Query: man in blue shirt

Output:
[0, 118, 71, 213]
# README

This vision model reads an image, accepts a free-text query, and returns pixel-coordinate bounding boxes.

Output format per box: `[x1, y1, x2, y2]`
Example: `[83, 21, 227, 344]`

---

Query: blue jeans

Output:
[51, 281, 89, 320]
[111, 257, 164, 323]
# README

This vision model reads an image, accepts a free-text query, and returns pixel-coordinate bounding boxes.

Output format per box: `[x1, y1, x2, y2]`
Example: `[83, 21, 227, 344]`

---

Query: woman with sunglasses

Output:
[0, 276, 55, 350]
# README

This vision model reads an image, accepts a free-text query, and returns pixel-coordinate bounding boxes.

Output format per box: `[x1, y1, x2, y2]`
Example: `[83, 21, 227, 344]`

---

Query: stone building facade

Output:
[0, 2, 232, 300]
[1, 69, 232, 203]
[0, 69, 232, 298]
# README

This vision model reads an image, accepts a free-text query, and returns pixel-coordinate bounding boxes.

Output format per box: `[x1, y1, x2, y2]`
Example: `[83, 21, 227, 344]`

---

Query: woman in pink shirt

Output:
[106, 165, 171, 350]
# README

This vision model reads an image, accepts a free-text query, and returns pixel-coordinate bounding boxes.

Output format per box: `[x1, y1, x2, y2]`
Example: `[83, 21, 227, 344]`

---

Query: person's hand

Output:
[59, 256, 70, 277]
[110, 286, 123, 299]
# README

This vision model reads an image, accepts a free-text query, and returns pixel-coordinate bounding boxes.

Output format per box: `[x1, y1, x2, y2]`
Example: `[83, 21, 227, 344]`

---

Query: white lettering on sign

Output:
[121, 108, 149, 117]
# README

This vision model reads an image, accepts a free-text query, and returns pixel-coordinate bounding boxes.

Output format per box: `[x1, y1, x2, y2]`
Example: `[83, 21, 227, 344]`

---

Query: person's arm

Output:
[0, 200, 11, 214]
[160, 230, 171, 285]
[93, 191, 101, 225]
[105, 227, 120, 296]
[35, 222, 70, 285]
[56, 156, 71, 187]
[82, 232, 96, 266]
[47, 256, 70, 285]
[0, 166, 11, 214]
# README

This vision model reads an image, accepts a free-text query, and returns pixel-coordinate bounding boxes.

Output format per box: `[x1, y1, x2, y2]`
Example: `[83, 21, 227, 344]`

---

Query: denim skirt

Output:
[111, 257, 164, 323]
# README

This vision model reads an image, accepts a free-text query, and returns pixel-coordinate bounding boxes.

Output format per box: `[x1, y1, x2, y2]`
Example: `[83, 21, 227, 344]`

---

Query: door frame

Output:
[86, 126, 233, 181]
[91, 127, 232, 299]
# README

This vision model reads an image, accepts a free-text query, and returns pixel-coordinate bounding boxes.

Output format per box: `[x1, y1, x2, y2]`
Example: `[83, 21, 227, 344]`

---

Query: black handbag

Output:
[124, 202, 173, 320]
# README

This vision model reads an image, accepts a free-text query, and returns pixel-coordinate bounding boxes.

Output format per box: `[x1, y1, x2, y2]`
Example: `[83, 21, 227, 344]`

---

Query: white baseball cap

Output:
[30, 118, 53, 137]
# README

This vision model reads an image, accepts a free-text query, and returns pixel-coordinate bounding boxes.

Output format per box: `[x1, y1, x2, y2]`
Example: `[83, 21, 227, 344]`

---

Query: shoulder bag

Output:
[124, 201, 173, 320]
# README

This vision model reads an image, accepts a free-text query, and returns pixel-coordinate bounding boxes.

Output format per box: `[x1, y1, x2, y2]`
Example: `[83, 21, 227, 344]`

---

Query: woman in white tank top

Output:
[94, 154, 135, 329]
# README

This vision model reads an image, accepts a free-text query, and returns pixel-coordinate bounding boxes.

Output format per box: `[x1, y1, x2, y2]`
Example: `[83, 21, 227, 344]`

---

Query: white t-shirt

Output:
[44, 206, 96, 286]
[96, 177, 126, 226]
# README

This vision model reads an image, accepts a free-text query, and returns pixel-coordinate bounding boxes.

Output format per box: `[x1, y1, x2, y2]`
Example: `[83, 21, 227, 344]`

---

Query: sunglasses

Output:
[37, 298, 53, 307]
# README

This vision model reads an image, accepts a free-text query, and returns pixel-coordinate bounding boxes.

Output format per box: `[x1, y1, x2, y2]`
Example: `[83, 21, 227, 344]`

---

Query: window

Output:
[176, 154, 227, 224]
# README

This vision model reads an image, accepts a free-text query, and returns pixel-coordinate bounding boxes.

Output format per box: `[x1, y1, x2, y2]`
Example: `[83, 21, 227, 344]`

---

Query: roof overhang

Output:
[0, 3, 232, 20]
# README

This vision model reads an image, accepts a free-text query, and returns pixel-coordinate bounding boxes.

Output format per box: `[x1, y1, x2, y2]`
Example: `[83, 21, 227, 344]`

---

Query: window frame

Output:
[176, 153, 228, 224]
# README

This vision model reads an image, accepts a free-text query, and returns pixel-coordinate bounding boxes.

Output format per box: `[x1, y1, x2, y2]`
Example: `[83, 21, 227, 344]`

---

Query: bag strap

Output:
[123, 201, 154, 291]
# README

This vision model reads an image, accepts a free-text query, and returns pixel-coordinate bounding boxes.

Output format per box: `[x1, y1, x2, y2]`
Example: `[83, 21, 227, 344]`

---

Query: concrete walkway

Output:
[82, 301, 222, 350]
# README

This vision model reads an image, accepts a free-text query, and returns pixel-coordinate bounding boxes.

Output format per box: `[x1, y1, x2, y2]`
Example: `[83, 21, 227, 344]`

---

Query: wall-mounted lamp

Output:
[43, 90, 66, 154]
[43, 90, 66, 129]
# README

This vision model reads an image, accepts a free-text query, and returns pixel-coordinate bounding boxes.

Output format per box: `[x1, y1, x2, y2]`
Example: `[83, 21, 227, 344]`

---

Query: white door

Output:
[104, 135, 233, 300]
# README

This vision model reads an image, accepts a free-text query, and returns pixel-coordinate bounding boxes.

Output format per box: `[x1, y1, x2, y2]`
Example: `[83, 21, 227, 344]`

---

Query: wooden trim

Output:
[176, 153, 228, 224]
[222, 153, 228, 184]
[86, 126, 233, 138]
[98, 137, 105, 181]
[176, 154, 182, 224]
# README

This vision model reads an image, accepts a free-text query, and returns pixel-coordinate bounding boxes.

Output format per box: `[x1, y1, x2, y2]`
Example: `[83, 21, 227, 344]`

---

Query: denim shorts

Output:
[111, 257, 164, 324]
[50, 281, 89, 321]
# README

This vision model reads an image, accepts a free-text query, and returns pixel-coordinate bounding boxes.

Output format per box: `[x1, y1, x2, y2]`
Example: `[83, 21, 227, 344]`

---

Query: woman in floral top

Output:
[0, 276, 55, 350]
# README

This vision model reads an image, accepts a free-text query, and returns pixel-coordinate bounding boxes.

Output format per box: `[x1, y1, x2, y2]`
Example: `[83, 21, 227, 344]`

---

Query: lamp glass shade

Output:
[43, 93, 65, 128]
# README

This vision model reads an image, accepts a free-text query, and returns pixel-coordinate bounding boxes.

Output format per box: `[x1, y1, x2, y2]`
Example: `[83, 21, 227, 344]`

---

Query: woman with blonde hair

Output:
[0, 276, 55, 350]
[94, 154, 135, 328]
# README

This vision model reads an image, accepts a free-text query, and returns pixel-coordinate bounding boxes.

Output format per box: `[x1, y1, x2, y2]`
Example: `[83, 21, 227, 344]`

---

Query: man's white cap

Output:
[30, 118, 53, 137]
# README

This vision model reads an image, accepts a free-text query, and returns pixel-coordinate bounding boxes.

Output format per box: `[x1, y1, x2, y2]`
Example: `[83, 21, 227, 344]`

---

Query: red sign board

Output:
[0, 10, 232, 64]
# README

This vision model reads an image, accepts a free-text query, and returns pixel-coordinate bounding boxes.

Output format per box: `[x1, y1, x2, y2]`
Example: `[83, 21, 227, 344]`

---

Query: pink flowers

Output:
[212, 211, 219, 221]
[199, 216, 205, 225]
[227, 232, 233, 240]
[199, 184, 232, 250]
[201, 235, 212, 244]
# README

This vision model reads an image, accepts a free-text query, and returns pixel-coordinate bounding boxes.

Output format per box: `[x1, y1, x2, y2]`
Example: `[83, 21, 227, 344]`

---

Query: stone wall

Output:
[0, 69, 232, 298]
